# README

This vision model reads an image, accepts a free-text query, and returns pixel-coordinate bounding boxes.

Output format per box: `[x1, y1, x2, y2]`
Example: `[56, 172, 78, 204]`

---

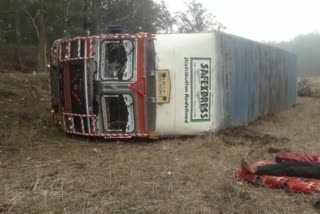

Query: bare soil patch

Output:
[218, 126, 290, 146]
[1, 71, 320, 213]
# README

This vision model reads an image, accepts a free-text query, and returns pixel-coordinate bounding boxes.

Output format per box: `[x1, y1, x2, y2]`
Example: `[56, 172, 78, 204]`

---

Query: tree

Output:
[0, 0, 13, 43]
[17, 0, 49, 72]
[154, 0, 175, 33]
[0, 0, 174, 71]
[14, 1, 23, 69]
[96, 0, 174, 34]
[175, 0, 225, 33]
[0, 0, 24, 69]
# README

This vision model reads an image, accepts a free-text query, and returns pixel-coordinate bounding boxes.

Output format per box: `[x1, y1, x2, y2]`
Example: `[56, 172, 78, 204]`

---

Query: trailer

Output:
[49, 30, 297, 139]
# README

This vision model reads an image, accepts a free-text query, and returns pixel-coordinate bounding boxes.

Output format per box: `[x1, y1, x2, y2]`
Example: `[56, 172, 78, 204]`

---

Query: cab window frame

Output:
[101, 93, 136, 133]
[100, 39, 135, 81]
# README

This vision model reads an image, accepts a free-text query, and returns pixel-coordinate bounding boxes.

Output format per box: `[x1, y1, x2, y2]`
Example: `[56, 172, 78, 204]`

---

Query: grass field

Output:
[1, 71, 320, 213]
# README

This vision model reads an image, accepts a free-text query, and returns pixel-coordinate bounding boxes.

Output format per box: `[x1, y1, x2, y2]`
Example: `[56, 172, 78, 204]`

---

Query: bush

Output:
[297, 79, 320, 97]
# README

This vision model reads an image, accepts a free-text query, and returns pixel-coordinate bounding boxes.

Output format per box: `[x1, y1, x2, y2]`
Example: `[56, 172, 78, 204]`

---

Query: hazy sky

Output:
[159, 0, 320, 42]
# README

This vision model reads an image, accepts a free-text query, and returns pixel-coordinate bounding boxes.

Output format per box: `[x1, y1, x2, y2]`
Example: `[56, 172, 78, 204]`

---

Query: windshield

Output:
[101, 94, 135, 132]
[101, 40, 134, 81]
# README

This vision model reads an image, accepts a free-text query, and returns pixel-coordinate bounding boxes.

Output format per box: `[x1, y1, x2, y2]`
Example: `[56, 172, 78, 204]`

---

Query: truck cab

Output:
[50, 30, 160, 139]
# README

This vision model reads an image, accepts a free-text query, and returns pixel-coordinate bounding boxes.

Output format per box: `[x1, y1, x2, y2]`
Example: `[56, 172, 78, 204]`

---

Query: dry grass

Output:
[1, 71, 320, 213]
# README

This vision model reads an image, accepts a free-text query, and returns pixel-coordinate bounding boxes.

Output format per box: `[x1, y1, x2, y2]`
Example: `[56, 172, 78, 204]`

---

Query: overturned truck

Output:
[50, 30, 297, 139]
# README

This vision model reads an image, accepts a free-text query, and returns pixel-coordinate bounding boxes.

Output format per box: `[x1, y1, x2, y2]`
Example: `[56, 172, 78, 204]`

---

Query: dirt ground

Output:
[1, 72, 320, 214]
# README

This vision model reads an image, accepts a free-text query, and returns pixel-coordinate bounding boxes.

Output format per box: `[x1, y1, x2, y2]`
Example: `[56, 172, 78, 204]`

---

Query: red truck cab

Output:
[50, 30, 157, 139]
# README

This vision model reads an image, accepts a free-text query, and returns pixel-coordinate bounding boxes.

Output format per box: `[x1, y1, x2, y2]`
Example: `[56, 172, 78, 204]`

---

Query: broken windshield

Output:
[101, 40, 134, 81]
[101, 94, 135, 132]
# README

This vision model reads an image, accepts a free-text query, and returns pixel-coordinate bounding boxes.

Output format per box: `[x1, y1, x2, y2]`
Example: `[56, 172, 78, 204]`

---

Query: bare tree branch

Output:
[18, 0, 40, 39]
[49, 0, 72, 30]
